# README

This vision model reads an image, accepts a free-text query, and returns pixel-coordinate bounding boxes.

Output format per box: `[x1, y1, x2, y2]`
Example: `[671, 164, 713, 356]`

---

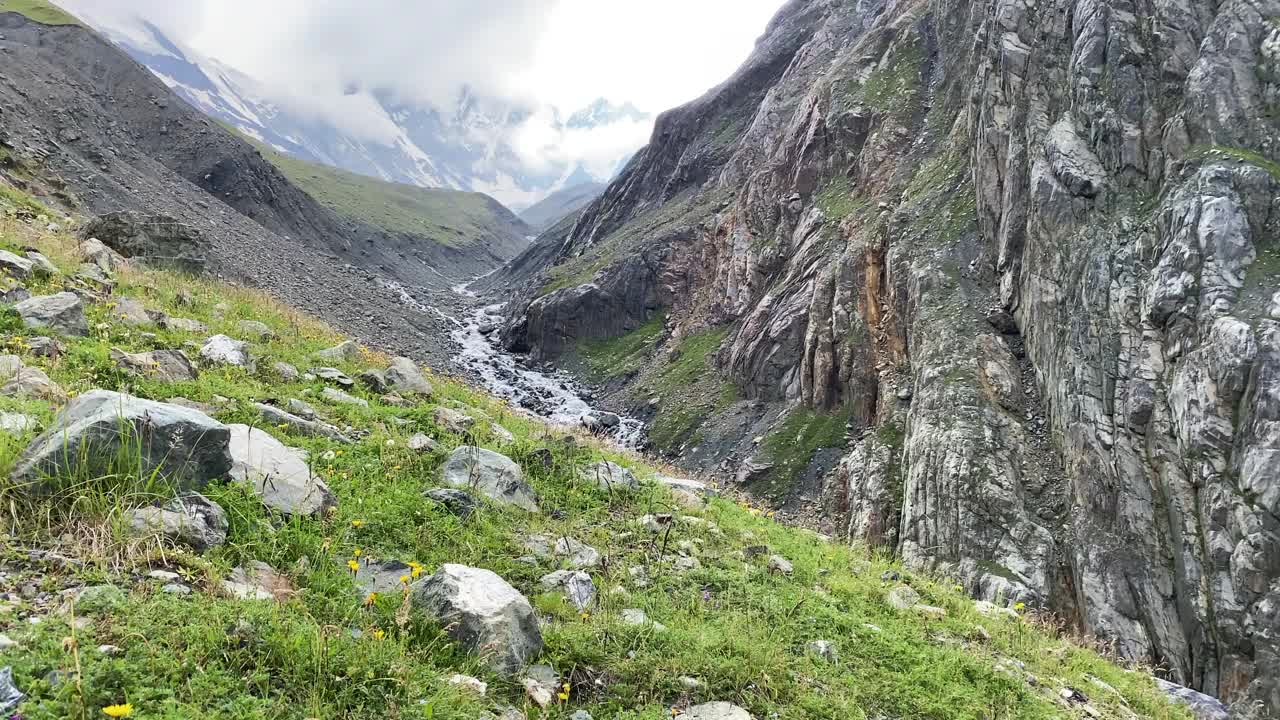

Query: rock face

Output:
[11, 390, 232, 492]
[440, 446, 539, 512]
[410, 564, 543, 674]
[227, 424, 335, 516]
[14, 292, 88, 336]
[78, 212, 210, 273]
[491, 0, 1280, 709]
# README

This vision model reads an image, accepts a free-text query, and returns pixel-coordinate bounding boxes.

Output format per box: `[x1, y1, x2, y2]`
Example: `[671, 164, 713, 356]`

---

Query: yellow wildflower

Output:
[372, 629, 386, 640]
[1014, 602, 1026, 611]
[363, 592, 378, 607]
[399, 575, 411, 585]
[347, 559, 360, 574]
[102, 704, 134, 718]
[353, 548, 362, 558]
[351, 519, 365, 528]
[580, 611, 591, 621]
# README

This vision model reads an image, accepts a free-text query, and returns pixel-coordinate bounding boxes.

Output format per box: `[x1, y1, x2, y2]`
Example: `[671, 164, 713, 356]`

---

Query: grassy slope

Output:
[0, 198, 1188, 719]
[244, 137, 525, 247]
[0, 0, 82, 26]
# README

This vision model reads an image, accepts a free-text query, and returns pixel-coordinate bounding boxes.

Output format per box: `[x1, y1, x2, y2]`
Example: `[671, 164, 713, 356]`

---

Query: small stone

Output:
[408, 433, 441, 452]
[146, 570, 180, 582]
[805, 640, 837, 662]
[447, 673, 487, 696]
[97, 644, 123, 656]
[0, 634, 17, 650]
[321, 386, 368, 407]
[767, 555, 793, 575]
[886, 585, 921, 610]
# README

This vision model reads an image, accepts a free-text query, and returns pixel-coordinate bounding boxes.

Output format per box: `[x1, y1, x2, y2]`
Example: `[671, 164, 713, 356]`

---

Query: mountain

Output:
[57, 3, 651, 211]
[493, 0, 1280, 714]
[517, 182, 606, 233]
[0, 3, 528, 368]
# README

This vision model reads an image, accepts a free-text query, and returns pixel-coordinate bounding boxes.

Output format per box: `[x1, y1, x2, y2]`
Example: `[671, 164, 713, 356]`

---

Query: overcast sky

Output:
[59, 0, 786, 115]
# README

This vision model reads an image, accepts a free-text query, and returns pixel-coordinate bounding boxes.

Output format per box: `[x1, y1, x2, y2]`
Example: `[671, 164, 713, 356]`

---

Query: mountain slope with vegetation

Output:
[494, 0, 1280, 714]
[0, 184, 1196, 719]
[519, 183, 606, 234]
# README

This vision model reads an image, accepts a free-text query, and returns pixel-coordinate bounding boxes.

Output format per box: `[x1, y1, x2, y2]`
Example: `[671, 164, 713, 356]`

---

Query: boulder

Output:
[440, 446, 538, 512]
[433, 406, 475, 434]
[408, 433, 441, 453]
[805, 640, 837, 662]
[353, 559, 416, 594]
[78, 238, 127, 272]
[539, 570, 595, 610]
[236, 320, 274, 341]
[0, 249, 34, 279]
[424, 488, 479, 518]
[74, 263, 113, 289]
[684, 702, 752, 720]
[886, 585, 922, 610]
[553, 537, 601, 569]
[24, 336, 63, 359]
[23, 251, 58, 278]
[128, 492, 228, 551]
[272, 361, 299, 381]
[1153, 679, 1229, 720]
[321, 386, 368, 408]
[253, 402, 352, 443]
[222, 561, 294, 601]
[110, 348, 198, 382]
[199, 335, 254, 371]
[10, 390, 232, 492]
[656, 475, 718, 497]
[286, 398, 316, 418]
[78, 212, 209, 273]
[385, 356, 433, 394]
[767, 555, 794, 575]
[314, 340, 359, 362]
[357, 369, 389, 394]
[490, 423, 516, 444]
[14, 292, 88, 336]
[227, 424, 335, 516]
[578, 460, 639, 491]
[0, 357, 65, 401]
[310, 367, 355, 387]
[0, 411, 37, 435]
[110, 297, 162, 328]
[410, 564, 543, 674]
[163, 317, 209, 334]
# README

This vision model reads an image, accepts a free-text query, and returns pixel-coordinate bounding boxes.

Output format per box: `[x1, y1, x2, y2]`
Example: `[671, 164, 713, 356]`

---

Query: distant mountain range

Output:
[518, 182, 606, 233]
[64, 8, 650, 211]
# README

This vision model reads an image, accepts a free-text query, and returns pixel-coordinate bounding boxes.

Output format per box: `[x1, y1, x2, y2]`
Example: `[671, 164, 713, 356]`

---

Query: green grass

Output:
[815, 176, 867, 223]
[0, 222, 1190, 720]
[0, 182, 53, 217]
[1190, 144, 1280, 181]
[240, 136, 522, 246]
[578, 313, 667, 382]
[0, 0, 83, 25]
[858, 39, 925, 118]
[643, 327, 738, 452]
[754, 407, 855, 502]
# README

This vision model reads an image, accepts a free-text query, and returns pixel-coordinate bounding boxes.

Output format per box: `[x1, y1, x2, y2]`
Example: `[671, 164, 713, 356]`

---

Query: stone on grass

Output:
[0, 411, 37, 435]
[272, 361, 299, 380]
[357, 370, 389, 393]
[409, 564, 543, 674]
[24, 252, 57, 278]
[199, 335, 254, 371]
[79, 238, 128, 272]
[440, 446, 538, 512]
[0, 359, 65, 401]
[14, 292, 87, 336]
[385, 356, 433, 394]
[78, 212, 209, 273]
[805, 640, 837, 662]
[236, 320, 274, 340]
[1153, 679, 1229, 720]
[110, 348, 198, 382]
[0, 250, 34, 279]
[227, 424, 335, 516]
[253, 402, 352, 443]
[222, 561, 293, 601]
[886, 585, 922, 610]
[434, 406, 475, 434]
[311, 367, 355, 387]
[321, 386, 368, 408]
[656, 475, 718, 497]
[425, 488, 479, 518]
[447, 674, 488, 696]
[25, 336, 63, 358]
[490, 423, 516, 444]
[685, 702, 753, 720]
[578, 460, 639, 491]
[553, 537, 601, 569]
[314, 340, 359, 362]
[767, 555, 794, 575]
[620, 608, 665, 631]
[539, 570, 596, 610]
[162, 317, 209, 334]
[128, 492, 228, 551]
[353, 559, 416, 594]
[408, 433, 441, 453]
[110, 297, 162, 328]
[10, 390, 232, 493]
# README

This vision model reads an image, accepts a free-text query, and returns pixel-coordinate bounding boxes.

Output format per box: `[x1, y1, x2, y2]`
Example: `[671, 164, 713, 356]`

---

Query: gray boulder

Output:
[321, 386, 368, 408]
[433, 406, 475, 434]
[553, 536, 601, 569]
[539, 570, 595, 610]
[310, 367, 355, 387]
[110, 348, 198, 382]
[408, 433, 441, 453]
[78, 238, 127, 272]
[128, 492, 228, 551]
[272, 361, 299, 380]
[14, 292, 88, 336]
[110, 297, 162, 328]
[314, 340, 359, 362]
[236, 320, 274, 341]
[199, 335, 254, 371]
[1153, 679, 1229, 720]
[386, 356, 433, 395]
[10, 390, 232, 492]
[685, 702, 752, 720]
[577, 460, 639, 492]
[0, 411, 37, 435]
[162, 317, 209, 334]
[410, 564, 543, 674]
[24, 251, 58, 278]
[424, 488, 479, 518]
[253, 402, 352, 443]
[440, 446, 538, 512]
[78, 212, 209, 273]
[0, 356, 65, 401]
[0, 249, 34, 279]
[357, 369, 389, 394]
[227, 424, 335, 516]
[353, 559, 416, 594]
[886, 585, 922, 610]
[25, 336, 64, 358]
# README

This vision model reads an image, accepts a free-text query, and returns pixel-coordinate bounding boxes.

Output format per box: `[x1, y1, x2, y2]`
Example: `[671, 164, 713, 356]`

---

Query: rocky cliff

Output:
[498, 0, 1280, 714]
